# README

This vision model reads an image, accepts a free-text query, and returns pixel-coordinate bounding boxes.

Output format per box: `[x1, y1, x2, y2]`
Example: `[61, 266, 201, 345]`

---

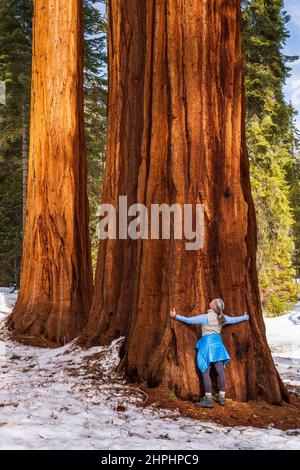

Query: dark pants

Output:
[202, 361, 226, 393]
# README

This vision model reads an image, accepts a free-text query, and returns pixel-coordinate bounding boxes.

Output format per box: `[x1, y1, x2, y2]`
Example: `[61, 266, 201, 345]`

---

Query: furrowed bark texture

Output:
[8, 0, 93, 345]
[81, 0, 287, 403]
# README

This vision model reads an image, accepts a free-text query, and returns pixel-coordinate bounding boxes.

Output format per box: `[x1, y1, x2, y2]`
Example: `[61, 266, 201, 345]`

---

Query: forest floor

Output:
[0, 287, 300, 450]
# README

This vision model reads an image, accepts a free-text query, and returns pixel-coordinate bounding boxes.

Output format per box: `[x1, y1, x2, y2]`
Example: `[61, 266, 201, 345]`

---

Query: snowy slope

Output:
[0, 289, 300, 450]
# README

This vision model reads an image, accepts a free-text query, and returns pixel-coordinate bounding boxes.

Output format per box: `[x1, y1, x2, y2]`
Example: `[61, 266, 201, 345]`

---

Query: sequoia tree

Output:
[81, 0, 288, 403]
[8, 0, 93, 345]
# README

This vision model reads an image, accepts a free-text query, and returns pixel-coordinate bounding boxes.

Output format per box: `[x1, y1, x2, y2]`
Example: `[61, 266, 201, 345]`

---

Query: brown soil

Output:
[135, 384, 300, 431]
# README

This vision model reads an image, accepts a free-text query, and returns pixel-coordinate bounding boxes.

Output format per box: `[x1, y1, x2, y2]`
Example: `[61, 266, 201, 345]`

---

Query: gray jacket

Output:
[175, 309, 249, 336]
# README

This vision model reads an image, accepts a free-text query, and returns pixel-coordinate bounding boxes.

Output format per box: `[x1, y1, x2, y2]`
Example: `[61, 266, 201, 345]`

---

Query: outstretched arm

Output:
[224, 313, 249, 325]
[170, 308, 208, 325]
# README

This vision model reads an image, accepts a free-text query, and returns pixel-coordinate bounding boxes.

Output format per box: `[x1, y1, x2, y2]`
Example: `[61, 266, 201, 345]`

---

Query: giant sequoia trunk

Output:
[9, 0, 93, 345]
[21, 94, 29, 230]
[81, 0, 287, 403]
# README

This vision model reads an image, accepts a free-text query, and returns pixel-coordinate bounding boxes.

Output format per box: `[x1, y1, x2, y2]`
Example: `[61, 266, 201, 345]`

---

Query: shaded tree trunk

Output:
[81, 0, 288, 403]
[21, 93, 29, 230]
[8, 0, 93, 345]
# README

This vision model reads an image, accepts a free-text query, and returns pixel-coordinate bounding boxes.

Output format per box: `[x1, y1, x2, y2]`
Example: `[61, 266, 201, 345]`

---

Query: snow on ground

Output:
[0, 287, 300, 450]
[265, 302, 300, 389]
[0, 288, 18, 314]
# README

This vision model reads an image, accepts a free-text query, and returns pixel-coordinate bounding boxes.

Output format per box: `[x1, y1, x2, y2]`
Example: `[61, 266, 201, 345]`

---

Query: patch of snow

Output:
[0, 290, 300, 450]
[0, 289, 18, 314]
[265, 303, 300, 388]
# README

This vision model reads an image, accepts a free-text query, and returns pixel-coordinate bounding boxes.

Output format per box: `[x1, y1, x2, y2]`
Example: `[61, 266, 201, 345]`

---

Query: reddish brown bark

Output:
[81, 0, 288, 403]
[8, 0, 93, 345]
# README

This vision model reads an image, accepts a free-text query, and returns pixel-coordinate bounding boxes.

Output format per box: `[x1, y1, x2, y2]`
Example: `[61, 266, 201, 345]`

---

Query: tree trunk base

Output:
[138, 384, 296, 429]
[8, 297, 89, 346]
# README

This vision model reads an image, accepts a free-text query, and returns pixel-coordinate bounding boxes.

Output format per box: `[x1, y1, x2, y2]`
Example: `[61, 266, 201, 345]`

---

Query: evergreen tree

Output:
[288, 145, 300, 278]
[0, 0, 107, 283]
[84, 0, 107, 269]
[242, 0, 299, 314]
[9, 0, 93, 345]
[0, 0, 32, 284]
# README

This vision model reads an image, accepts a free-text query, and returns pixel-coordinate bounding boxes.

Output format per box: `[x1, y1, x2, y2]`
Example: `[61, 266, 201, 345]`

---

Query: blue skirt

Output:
[196, 333, 230, 373]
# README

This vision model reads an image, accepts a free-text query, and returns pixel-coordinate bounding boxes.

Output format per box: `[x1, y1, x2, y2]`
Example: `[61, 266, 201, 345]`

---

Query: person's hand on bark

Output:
[170, 308, 176, 318]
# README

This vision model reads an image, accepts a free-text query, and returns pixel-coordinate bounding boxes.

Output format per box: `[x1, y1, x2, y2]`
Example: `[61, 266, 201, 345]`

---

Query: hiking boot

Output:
[195, 396, 213, 408]
[214, 393, 225, 406]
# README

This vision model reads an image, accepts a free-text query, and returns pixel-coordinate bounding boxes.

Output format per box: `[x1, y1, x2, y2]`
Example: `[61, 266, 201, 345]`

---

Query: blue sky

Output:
[99, 2, 106, 15]
[283, 0, 300, 131]
[98, 1, 300, 130]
